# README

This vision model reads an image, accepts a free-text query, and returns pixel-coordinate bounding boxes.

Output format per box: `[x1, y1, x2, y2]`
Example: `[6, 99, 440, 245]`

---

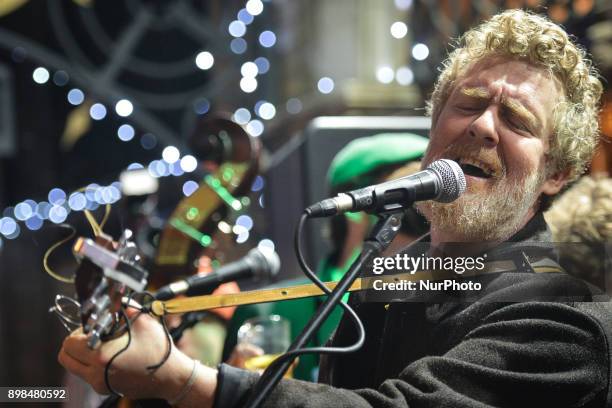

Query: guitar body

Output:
[151, 114, 260, 284]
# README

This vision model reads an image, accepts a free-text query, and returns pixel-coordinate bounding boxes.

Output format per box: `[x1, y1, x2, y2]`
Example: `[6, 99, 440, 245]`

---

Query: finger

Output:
[62, 333, 95, 365]
[58, 347, 90, 379]
[124, 303, 142, 318]
[238, 343, 264, 357]
[130, 310, 162, 333]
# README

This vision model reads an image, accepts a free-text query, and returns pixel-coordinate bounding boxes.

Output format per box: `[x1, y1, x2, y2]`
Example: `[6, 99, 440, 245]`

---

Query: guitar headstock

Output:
[71, 229, 148, 348]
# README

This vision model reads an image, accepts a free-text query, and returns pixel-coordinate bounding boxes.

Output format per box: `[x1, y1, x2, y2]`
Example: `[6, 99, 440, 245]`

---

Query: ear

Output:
[540, 169, 570, 196]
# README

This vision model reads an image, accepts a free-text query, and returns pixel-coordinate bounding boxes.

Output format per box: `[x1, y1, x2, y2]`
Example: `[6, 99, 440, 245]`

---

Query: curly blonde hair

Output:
[546, 175, 612, 243]
[427, 9, 603, 183]
[545, 175, 612, 287]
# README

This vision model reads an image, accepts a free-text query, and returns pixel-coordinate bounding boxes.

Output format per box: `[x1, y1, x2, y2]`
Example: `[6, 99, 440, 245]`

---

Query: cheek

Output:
[433, 109, 465, 137]
[427, 112, 469, 157]
[501, 136, 546, 177]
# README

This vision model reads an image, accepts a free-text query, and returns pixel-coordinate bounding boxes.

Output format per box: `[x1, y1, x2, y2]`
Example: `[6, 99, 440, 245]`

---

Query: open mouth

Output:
[455, 157, 498, 179]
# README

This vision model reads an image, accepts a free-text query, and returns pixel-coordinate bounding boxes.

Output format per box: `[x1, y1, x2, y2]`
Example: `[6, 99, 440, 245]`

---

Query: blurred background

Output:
[0, 0, 610, 391]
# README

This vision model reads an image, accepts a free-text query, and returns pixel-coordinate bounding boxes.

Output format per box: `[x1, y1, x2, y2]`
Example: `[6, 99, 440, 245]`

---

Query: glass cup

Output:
[237, 315, 292, 376]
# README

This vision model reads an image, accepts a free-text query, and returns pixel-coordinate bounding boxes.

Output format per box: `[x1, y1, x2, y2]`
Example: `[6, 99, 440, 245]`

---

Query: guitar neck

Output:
[150, 279, 364, 316]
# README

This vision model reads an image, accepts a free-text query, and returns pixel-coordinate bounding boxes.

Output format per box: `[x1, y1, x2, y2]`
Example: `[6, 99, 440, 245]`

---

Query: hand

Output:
[227, 343, 299, 377]
[58, 307, 194, 401]
[226, 342, 264, 369]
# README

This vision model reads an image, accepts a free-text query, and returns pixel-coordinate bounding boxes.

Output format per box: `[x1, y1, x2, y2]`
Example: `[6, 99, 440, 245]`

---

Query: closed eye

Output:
[504, 112, 533, 135]
[455, 105, 481, 113]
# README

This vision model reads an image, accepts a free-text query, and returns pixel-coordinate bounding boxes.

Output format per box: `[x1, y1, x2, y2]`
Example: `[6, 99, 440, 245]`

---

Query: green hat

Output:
[327, 132, 429, 188]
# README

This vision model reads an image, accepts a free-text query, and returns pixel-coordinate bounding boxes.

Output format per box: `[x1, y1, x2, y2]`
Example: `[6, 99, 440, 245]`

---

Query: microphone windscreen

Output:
[247, 247, 281, 281]
[427, 159, 466, 203]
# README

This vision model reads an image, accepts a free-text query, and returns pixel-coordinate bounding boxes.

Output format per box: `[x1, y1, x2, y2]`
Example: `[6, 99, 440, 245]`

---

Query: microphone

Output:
[155, 247, 281, 300]
[306, 159, 465, 218]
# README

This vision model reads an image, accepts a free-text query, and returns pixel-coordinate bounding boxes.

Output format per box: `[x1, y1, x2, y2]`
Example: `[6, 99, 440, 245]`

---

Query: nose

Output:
[467, 107, 499, 146]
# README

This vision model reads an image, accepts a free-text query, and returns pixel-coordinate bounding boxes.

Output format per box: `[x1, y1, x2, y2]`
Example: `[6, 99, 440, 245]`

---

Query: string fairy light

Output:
[1, 1, 285, 245]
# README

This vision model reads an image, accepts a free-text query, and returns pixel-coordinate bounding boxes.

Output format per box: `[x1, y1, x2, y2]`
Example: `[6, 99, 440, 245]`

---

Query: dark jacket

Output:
[213, 214, 610, 407]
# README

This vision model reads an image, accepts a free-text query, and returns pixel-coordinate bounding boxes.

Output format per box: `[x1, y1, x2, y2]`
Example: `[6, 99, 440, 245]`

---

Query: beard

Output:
[417, 144, 545, 242]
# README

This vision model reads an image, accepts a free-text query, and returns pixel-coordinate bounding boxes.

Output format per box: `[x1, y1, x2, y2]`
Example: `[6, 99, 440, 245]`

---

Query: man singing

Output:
[58, 9, 608, 407]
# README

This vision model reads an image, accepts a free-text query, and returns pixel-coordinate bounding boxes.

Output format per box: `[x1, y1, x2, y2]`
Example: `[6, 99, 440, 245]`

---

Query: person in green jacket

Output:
[224, 132, 430, 381]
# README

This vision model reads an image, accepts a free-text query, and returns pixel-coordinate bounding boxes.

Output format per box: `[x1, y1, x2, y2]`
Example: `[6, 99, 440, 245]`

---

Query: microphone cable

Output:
[101, 291, 173, 401]
[248, 212, 366, 390]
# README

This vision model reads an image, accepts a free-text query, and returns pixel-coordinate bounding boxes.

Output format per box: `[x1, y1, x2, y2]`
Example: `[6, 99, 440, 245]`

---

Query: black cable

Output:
[102, 291, 146, 341]
[132, 290, 155, 314]
[147, 313, 173, 372]
[103, 306, 135, 397]
[253, 212, 366, 380]
[245, 211, 379, 408]
[101, 290, 173, 398]
[292, 212, 365, 352]
[136, 291, 173, 372]
[99, 292, 142, 406]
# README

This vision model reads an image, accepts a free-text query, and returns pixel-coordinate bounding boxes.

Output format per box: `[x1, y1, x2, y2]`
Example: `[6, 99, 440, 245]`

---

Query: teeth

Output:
[457, 157, 497, 177]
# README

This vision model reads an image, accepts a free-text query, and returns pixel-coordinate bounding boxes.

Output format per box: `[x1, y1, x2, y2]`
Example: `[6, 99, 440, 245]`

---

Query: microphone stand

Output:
[244, 212, 404, 408]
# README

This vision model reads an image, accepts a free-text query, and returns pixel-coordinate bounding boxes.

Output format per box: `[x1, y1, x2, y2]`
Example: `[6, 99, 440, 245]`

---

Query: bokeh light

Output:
[195, 51, 214, 70]
[258, 239, 275, 252]
[180, 155, 198, 173]
[241, 62, 259, 78]
[115, 99, 133, 117]
[117, 124, 135, 141]
[68, 193, 87, 211]
[236, 215, 254, 231]
[0, 217, 17, 236]
[390, 22, 408, 39]
[229, 20, 247, 37]
[127, 163, 144, 170]
[32, 67, 50, 84]
[233, 108, 252, 125]
[394, 0, 413, 10]
[53, 71, 69, 86]
[259, 31, 276, 48]
[162, 146, 180, 163]
[286, 98, 303, 114]
[67, 88, 84, 105]
[254, 57, 270, 74]
[48, 188, 67, 205]
[193, 98, 210, 115]
[376, 66, 395, 84]
[251, 175, 264, 192]
[25, 216, 43, 231]
[240, 77, 258, 93]
[182, 181, 199, 197]
[246, 0, 264, 16]
[317, 77, 334, 94]
[396, 66, 414, 85]
[412, 43, 429, 60]
[230, 38, 248, 54]
[238, 8, 254, 24]
[246, 119, 264, 137]
[49, 206, 68, 224]
[90, 103, 107, 120]
[257, 102, 276, 120]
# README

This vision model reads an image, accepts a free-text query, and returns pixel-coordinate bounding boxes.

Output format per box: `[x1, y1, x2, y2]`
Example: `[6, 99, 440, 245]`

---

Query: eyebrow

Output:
[460, 86, 489, 99]
[501, 97, 539, 130]
[458, 86, 540, 131]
